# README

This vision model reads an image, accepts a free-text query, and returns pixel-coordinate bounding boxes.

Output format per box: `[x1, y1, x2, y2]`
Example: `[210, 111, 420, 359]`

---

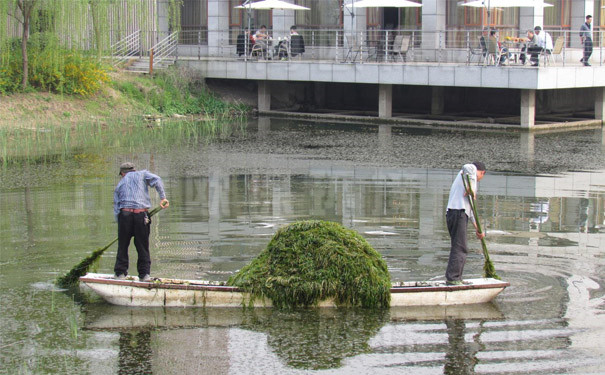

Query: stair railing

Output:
[149, 31, 178, 74]
[111, 30, 140, 67]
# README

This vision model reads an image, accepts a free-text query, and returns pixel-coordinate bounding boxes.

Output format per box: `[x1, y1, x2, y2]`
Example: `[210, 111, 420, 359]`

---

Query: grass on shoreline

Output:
[0, 68, 250, 129]
[0, 68, 250, 166]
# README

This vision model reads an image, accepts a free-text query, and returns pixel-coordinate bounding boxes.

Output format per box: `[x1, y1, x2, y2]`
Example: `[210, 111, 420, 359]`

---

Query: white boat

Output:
[80, 273, 509, 308]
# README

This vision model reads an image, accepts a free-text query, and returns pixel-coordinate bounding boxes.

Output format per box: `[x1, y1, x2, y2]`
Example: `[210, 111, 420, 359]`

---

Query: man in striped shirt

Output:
[113, 162, 169, 281]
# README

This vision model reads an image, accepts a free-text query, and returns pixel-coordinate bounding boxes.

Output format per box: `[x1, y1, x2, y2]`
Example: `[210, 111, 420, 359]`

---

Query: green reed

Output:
[0, 118, 246, 167]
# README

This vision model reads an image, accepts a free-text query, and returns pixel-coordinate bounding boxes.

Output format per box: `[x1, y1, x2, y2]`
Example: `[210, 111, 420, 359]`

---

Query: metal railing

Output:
[110, 30, 140, 66]
[151, 28, 603, 67]
[149, 31, 178, 74]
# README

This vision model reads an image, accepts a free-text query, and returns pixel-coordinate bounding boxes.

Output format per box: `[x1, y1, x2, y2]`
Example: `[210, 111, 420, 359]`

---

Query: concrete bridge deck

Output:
[175, 57, 605, 130]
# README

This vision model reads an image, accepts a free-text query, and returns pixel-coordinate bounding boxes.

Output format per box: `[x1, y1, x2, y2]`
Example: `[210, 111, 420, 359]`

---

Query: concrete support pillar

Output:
[378, 125, 392, 151]
[344, 5, 367, 43]
[208, 170, 221, 242]
[272, 10, 295, 38]
[314, 82, 326, 109]
[378, 84, 392, 118]
[421, 0, 446, 58]
[520, 133, 536, 168]
[258, 81, 271, 111]
[208, 0, 230, 57]
[257, 117, 271, 136]
[595, 87, 605, 122]
[571, 0, 594, 49]
[431, 86, 444, 115]
[157, 0, 170, 43]
[519, 7, 544, 34]
[521, 89, 536, 128]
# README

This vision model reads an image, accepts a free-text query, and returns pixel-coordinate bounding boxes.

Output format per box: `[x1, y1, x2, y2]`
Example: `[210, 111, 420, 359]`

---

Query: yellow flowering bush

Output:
[1, 34, 109, 96]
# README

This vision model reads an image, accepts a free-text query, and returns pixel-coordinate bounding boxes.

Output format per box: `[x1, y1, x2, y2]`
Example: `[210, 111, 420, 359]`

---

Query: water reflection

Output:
[83, 304, 509, 373]
[1, 118, 605, 373]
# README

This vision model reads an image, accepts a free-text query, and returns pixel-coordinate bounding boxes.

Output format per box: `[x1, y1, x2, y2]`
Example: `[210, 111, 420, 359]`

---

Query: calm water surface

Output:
[1, 118, 604, 374]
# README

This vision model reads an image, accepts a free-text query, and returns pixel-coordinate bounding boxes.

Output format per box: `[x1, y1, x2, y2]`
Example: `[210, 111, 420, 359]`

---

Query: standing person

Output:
[113, 162, 169, 281]
[445, 162, 486, 285]
[580, 15, 593, 66]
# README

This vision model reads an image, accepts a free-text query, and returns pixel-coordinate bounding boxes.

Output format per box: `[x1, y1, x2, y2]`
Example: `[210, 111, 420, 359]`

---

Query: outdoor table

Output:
[503, 38, 528, 64]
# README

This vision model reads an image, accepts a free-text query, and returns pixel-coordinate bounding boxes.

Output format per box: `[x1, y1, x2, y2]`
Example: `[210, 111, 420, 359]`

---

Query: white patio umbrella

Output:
[343, 0, 421, 46]
[344, 0, 422, 9]
[235, 0, 310, 11]
[459, 0, 553, 29]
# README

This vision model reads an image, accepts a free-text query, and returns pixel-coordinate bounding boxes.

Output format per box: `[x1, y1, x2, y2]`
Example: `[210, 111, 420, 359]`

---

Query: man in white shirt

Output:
[530, 26, 552, 66]
[445, 162, 486, 285]
[534, 26, 553, 51]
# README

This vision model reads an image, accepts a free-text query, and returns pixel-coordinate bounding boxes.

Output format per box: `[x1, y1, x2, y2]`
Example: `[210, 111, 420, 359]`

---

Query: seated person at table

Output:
[489, 29, 510, 64]
[519, 29, 543, 66]
[253, 25, 269, 56]
[236, 28, 254, 56]
[254, 25, 269, 42]
[534, 26, 553, 62]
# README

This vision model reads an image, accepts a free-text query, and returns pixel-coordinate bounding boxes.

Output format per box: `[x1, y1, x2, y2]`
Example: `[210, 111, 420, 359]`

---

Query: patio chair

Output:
[251, 40, 268, 59]
[543, 36, 564, 66]
[290, 34, 305, 60]
[236, 33, 253, 57]
[392, 35, 411, 62]
[388, 35, 403, 62]
[468, 36, 487, 65]
[344, 35, 364, 62]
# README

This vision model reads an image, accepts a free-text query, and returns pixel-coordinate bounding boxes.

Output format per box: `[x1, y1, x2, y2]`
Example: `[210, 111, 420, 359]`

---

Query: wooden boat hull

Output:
[80, 273, 509, 308]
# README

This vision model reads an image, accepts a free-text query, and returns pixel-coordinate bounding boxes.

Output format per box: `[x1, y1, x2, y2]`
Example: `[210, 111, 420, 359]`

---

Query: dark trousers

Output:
[114, 211, 151, 277]
[582, 38, 593, 62]
[445, 209, 468, 282]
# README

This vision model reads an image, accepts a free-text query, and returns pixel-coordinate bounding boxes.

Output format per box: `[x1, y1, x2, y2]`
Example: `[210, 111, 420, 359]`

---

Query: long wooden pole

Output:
[56, 206, 163, 288]
[463, 174, 500, 280]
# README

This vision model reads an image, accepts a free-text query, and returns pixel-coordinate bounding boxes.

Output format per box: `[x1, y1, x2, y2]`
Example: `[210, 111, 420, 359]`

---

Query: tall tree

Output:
[15, 0, 39, 89]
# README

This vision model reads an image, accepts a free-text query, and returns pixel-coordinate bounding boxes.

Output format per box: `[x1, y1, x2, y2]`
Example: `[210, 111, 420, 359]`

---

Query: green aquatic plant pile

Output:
[228, 220, 391, 309]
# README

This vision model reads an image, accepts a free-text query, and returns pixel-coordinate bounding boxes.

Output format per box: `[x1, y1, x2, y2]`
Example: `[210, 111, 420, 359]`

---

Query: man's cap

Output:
[119, 162, 136, 175]
[534, 26, 542, 31]
[473, 161, 486, 171]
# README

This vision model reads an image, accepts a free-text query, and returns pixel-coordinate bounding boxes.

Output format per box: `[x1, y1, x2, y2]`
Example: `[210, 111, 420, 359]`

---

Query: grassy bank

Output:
[0, 68, 250, 129]
[0, 68, 250, 166]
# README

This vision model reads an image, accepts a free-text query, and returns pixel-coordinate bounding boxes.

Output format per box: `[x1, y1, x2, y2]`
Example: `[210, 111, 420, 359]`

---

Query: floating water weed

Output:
[228, 220, 391, 309]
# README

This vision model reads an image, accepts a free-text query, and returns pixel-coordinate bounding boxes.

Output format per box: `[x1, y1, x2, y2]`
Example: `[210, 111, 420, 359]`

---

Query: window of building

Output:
[181, 0, 208, 45]
[446, 1, 518, 48]
[365, 2, 422, 31]
[294, 0, 342, 28]
[543, 0, 571, 28]
[293, 0, 342, 46]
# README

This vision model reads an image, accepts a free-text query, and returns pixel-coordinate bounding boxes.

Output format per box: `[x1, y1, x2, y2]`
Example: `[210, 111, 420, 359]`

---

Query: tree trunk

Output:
[90, 0, 102, 59]
[17, 0, 37, 90]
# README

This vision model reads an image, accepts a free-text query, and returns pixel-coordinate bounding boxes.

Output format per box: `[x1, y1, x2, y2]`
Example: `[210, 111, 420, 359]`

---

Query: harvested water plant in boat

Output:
[228, 220, 391, 308]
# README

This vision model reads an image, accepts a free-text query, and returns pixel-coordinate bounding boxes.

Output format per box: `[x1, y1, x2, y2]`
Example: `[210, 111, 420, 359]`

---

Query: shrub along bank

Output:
[0, 68, 250, 129]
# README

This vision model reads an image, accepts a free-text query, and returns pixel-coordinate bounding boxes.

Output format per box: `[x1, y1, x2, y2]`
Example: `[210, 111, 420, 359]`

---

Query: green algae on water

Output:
[228, 220, 391, 309]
